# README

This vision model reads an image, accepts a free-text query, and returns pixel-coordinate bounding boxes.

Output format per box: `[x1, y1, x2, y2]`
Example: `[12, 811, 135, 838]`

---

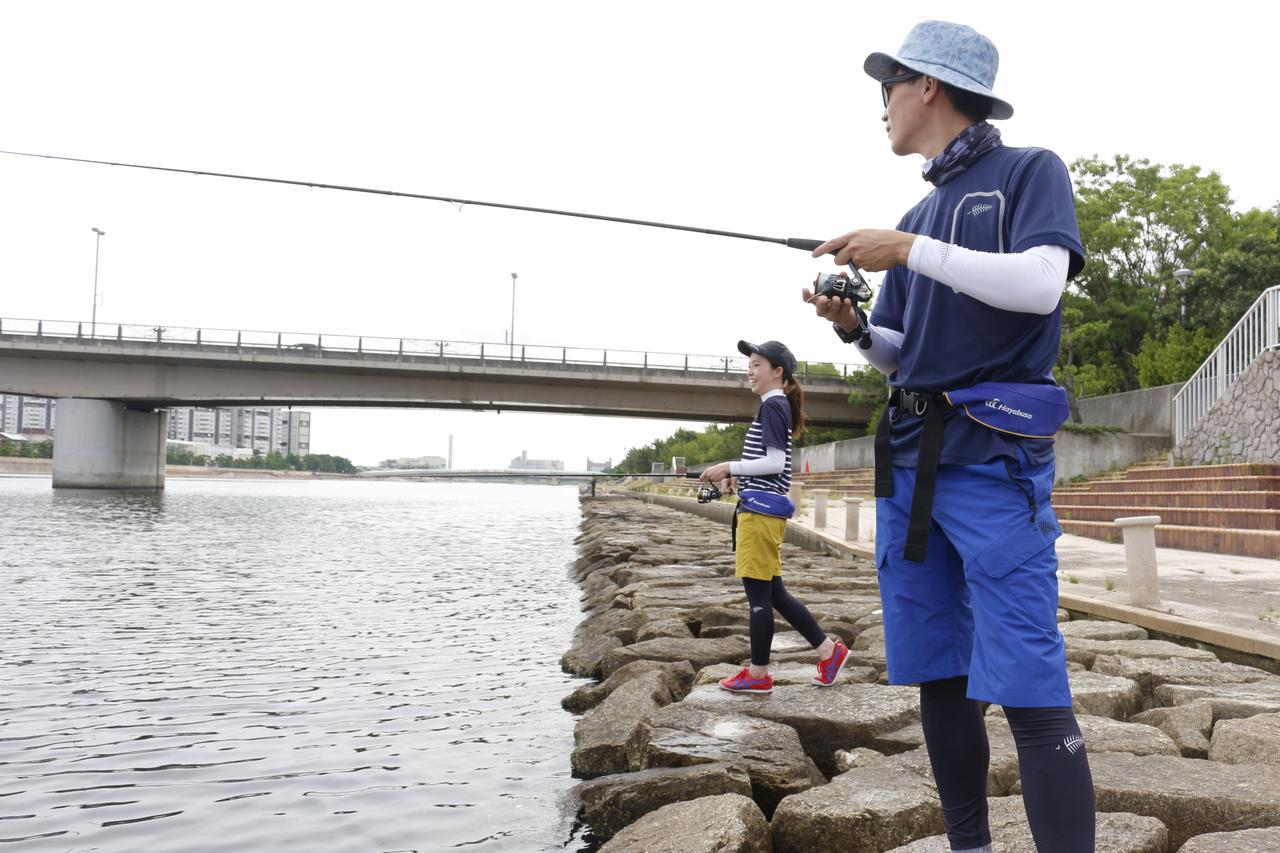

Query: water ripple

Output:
[0, 478, 590, 852]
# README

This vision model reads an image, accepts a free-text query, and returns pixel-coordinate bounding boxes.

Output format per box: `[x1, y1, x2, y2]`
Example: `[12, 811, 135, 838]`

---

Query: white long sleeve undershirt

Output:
[729, 445, 785, 477]
[849, 241, 1071, 378]
[907, 238, 1070, 315]
[858, 324, 905, 377]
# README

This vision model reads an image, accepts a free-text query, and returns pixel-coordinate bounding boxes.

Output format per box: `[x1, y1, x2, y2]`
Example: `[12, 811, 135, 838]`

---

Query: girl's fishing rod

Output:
[0, 148, 872, 299]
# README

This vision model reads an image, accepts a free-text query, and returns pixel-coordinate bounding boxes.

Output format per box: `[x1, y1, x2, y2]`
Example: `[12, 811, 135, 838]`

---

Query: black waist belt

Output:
[874, 389, 947, 563]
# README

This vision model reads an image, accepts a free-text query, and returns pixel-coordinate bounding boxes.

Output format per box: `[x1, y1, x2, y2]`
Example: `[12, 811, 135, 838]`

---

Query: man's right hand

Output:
[801, 288, 862, 333]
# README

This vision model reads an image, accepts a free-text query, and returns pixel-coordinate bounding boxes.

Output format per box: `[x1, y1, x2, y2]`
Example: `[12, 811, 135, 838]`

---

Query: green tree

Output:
[846, 365, 890, 437]
[796, 425, 863, 447]
[615, 416, 861, 474]
[616, 424, 751, 473]
[302, 453, 355, 474]
[166, 446, 195, 465]
[796, 361, 842, 378]
[1189, 206, 1280, 334]
[1064, 155, 1279, 398]
[1134, 325, 1219, 387]
[1065, 155, 1238, 396]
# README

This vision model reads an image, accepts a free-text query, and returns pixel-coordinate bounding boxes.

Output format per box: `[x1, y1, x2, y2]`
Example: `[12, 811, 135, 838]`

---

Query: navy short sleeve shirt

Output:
[869, 145, 1083, 465]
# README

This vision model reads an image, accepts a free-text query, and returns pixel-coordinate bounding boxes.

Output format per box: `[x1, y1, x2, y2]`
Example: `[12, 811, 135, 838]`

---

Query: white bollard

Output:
[844, 497, 863, 542]
[1115, 515, 1162, 607]
[813, 489, 829, 529]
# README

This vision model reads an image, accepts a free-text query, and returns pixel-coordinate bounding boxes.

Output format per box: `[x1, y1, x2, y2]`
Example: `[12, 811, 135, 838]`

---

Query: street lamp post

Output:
[91, 227, 106, 337]
[509, 272, 518, 358]
[1173, 268, 1192, 322]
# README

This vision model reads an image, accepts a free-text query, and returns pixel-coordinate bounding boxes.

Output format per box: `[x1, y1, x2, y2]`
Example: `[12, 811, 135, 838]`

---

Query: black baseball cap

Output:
[738, 340, 797, 380]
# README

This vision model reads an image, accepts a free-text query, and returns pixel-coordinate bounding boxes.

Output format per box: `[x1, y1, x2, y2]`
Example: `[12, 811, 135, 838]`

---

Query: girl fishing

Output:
[700, 340, 849, 693]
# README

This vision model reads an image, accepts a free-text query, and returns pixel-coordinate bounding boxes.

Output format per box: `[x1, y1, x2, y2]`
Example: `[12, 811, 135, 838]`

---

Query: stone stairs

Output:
[791, 468, 875, 499]
[796, 462, 1280, 558]
[1052, 462, 1280, 558]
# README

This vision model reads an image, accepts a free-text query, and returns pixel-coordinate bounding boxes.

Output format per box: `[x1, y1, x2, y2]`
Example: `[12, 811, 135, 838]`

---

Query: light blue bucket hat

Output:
[864, 20, 1013, 120]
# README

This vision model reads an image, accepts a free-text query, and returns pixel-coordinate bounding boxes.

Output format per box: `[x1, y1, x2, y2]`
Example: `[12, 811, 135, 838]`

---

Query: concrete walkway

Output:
[790, 496, 1280, 665]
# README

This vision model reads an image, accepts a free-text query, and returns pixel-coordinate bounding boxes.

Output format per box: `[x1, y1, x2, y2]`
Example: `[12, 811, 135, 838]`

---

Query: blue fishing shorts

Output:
[874, 445, 1071, 708]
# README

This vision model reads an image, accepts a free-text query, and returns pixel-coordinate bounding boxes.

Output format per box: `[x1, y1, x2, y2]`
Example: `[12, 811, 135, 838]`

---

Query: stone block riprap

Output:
[564, 494, 1280, 847]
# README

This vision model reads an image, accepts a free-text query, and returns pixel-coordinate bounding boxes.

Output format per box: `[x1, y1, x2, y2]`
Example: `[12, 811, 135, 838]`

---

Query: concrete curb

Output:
[1057, 592, 1280, 671]
[626, 489, 1280, 669]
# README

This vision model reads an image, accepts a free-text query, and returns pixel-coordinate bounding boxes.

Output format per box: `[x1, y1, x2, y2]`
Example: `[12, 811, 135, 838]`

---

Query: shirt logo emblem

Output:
[968, 202, 994, 217]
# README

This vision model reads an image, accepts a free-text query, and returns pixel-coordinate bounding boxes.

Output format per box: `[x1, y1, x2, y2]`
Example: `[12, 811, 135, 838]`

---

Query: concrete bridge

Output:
[0, 318, 870, 489]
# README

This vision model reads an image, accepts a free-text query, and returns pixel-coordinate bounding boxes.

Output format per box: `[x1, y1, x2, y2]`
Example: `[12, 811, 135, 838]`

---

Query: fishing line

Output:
[0, 147, 873, 296]
[0, 148, 827, 250]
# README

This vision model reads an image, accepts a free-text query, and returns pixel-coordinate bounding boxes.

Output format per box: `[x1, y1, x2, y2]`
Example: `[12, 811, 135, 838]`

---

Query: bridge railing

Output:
[0, 317, 860, 381]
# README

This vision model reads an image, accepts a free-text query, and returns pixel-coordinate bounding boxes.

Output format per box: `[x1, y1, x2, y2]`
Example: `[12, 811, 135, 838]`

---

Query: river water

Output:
[0, 477, 592, 852]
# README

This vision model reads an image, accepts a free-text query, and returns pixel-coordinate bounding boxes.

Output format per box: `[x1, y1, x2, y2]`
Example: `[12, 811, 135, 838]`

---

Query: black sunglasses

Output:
[880, 72, 922, 108]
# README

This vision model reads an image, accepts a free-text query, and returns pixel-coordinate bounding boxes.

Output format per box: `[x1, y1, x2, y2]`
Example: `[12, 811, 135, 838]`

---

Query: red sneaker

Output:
[718, 667, 773, 694]
[813, 642, 849, 687]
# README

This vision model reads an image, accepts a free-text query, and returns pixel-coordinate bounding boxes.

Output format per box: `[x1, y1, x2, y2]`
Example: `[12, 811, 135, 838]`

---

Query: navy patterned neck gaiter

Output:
[922, 121, 1002, 186]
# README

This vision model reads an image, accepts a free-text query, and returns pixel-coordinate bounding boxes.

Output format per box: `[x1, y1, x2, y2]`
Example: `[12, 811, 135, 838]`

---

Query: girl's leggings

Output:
[741, 576, 826, 665]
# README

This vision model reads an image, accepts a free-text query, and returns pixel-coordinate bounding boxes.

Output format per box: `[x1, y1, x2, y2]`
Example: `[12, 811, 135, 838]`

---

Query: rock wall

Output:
[1175, 349, 1280, 464]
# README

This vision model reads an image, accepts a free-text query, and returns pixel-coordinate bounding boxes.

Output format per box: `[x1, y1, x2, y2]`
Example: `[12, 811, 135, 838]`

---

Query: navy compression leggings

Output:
[741, 577, 827, 665]
[920, 676, 1096, 852]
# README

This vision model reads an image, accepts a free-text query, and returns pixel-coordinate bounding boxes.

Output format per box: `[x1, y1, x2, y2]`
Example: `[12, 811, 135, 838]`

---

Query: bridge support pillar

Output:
[52, 399, 167, 489]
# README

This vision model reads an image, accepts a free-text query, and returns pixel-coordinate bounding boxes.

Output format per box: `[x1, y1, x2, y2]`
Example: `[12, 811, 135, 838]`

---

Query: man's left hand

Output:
[813, 229, 916, 271]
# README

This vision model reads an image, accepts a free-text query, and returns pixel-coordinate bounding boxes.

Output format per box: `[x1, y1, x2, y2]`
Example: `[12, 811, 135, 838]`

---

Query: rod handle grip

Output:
[785, 237, 826, 253]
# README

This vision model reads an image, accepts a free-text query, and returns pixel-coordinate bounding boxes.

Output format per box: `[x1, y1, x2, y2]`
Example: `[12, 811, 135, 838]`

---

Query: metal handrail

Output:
[0, 316, 859, 381]
[1172, 285, 1280, 444]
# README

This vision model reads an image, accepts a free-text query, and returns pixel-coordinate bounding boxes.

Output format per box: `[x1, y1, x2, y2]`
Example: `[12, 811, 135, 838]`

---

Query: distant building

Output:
[380, 455, 447, 470]
[168, 407, 236, 448]
[169, 406, 310, 457]
[0, 395, 55, 435]
[168, 440, 253, 460]
[0, 396, 312, 458]
[509, 450, 564, 471]
[285, 411, 311, 458]
[585, 458, 612, 472]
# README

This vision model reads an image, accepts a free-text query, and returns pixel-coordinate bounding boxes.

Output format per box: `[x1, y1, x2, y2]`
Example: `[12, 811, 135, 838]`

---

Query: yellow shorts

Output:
[735, 510, 786, 580]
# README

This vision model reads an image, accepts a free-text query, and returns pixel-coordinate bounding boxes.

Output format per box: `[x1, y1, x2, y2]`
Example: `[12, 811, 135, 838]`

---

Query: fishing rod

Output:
[0, 148, 873, 303]
[603, 471, 728, 503]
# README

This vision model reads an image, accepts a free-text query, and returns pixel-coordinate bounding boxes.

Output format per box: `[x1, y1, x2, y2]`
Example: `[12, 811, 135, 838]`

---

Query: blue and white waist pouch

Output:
[942, 382, 1070, 439]
[738, 489, 796, 519]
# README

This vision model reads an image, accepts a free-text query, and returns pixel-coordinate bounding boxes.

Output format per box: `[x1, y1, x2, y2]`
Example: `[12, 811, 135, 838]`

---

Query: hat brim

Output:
[863, 51, 1014, 120]
[737, 340, 795, 379]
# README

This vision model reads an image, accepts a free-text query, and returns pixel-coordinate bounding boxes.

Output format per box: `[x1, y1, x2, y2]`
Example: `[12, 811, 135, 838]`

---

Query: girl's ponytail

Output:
[784, 377, 806, 440]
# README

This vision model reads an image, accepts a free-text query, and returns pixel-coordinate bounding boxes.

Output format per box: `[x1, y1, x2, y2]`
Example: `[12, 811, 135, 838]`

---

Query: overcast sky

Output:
[2, 1, 1276, 468]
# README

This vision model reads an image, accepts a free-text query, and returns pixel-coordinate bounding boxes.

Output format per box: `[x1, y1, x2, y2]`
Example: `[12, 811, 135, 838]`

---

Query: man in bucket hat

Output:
[804, 20, 1096, 853]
